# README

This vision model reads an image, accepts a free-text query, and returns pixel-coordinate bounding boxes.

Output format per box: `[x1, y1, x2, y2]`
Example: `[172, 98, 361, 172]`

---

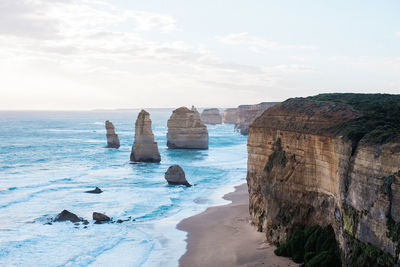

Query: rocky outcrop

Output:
[85, 187, 103, 194]
[200, 108, 222, 125]
[130, 110, 161, 162]
[235, 102, 278, 135]
[246, 96, 400, 264]
[222, 108, 237, 124]
[105, 120, 120, 148]
[165, 165, 191, 187]
[93, 212, 111, 223]
[54, 210, 86, 223]
[167, 107, 208, 149]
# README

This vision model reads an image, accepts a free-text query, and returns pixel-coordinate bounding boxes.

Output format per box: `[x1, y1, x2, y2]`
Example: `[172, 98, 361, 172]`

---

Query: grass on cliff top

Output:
[306, 93, 400, 145]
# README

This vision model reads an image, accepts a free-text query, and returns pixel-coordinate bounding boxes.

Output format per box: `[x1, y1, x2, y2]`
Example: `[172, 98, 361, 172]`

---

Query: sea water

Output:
[0, 110, 247, 267]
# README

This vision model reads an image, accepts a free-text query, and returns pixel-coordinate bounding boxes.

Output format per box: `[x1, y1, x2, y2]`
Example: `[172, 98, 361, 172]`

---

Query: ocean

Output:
[0, 110, 247, 266]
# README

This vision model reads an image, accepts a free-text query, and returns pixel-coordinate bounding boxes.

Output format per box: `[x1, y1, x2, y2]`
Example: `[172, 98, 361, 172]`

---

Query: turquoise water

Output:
[0, 110, 247, 266]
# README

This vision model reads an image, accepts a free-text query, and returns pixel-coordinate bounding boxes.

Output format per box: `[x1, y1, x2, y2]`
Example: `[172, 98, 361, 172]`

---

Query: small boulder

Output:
[85, 187, 103, 194]
[165, 165, 191, 187]
[54, 210, 82, 223]
[93, 212, 111, 223]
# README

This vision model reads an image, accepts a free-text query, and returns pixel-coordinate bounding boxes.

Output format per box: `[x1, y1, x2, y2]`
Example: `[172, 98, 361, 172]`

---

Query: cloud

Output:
[217, 32, 317, 51]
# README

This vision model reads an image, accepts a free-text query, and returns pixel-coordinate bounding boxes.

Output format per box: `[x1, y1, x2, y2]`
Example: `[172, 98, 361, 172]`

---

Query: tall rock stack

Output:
[222, 108, 237, 124]
[167, 107, 208, 149]
[105, 120, 120, 148]
[130, 110, 161, 162]
[200, 108, 222, 125]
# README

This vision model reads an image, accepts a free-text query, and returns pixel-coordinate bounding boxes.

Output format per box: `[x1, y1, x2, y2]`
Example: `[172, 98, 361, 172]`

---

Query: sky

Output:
[0, 0, 399, 110]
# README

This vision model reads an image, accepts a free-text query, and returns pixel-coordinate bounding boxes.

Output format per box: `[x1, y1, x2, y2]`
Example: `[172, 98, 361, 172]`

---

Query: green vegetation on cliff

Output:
[274, 225, 341, 266]
[307, 93, 400, 145]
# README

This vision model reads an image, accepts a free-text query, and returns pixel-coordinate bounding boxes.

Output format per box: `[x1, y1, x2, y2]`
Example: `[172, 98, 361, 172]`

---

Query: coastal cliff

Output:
[222, 108, 237, 124]
[235, 102, 278, 135]
[246, 94, 400, 265]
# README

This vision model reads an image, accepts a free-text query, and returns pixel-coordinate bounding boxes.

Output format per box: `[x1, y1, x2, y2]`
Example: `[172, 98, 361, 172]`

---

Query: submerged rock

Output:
[85, 187, 103, 194]
[53, 210, 83, 223]
[222, 108, 237, 124]
[130, 110, 161, 163]
[165, 165, 191, 187]
[105, 120, 120, 148]
[200, 108, 222, 125]
[167, 107, 208, 149]
[93, 212, 110, 223]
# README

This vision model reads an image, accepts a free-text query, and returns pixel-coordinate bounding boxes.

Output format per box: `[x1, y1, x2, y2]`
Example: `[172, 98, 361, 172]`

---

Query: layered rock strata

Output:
[235, 102, 278, 135]
[105, 120, 120, 148]
[222, 108, 237, 124]
[246, 97, 400, 263]
[165, 165, 191, 187]
[167, 107, 208, 149]
[200, 108, 222, 125]
[130, 110, 161, 162]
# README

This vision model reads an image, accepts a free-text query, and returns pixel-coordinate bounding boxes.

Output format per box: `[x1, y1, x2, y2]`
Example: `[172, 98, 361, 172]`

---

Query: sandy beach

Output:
[178, 183, 298, 267]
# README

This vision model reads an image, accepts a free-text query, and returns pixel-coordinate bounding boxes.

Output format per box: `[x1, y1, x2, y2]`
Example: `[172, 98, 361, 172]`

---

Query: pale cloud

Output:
[217, 32, 317, 51]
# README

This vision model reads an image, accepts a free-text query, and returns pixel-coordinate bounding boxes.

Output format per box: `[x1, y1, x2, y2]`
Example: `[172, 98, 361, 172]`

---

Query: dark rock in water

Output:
[94, 220, 102, 224]
[82, 220, 89, 225]
[85, 187, 103, 194]
[54, 210, 82, 223]
[117, 219, 123, 223]
[165, 165, 191, 187]
[45, 222, 52, 225]
[93, 212, 110, 223]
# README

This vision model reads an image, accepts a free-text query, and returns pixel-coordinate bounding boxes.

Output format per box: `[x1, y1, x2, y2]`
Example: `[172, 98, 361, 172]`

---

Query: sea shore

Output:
[177, 183, 297, 267]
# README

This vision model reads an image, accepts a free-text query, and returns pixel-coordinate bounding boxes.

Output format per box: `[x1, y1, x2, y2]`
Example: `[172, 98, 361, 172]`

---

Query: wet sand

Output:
[177, 183, 297, 267]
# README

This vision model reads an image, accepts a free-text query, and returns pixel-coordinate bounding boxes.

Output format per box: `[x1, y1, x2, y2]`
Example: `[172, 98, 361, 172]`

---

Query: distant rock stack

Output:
[222, 108, 237, 124]
[105, 120, 120, 148]
[130, 110, 161, 162]
[235, 102, 279, 135]
[167, 107, 208, 149]
[200, 108, 222, 125]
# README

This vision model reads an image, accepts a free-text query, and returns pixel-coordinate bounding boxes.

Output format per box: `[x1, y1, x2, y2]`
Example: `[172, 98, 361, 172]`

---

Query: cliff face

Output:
[167, 107, 208, 149]
[200, 108, 222, 125]
[247, 98, 400, 263]
[235, 102, 278, 135]
[222, 108, 237, 124]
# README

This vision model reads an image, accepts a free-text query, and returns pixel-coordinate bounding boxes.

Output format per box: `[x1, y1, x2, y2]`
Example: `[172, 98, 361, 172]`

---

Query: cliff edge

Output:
[247, 94, 400, 265]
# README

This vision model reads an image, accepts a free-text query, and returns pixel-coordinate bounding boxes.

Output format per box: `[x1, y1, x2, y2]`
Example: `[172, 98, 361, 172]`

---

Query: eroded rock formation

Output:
[130, 110, 161, 162]
[105, 120, 120, 148]
[235, 102, 278, 135]
[167, 107, 208, 149]
[165, 165, 191, 187]
[200, 108, 222, 125]
[246, 95, 400, 264]
[222, 108, 237, 124]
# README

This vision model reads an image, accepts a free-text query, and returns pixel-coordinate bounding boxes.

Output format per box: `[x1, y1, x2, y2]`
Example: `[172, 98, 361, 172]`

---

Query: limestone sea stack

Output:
[200, 108, 222, 125]
[222, 108, 237, 124]
[246, 94, 400, 265]
[105, 120, 120, 148]
[235, 102, 278, 135]
[165, 165, 191, 187]
[130, 110, 161, 163]
[167, 107, 208, 149]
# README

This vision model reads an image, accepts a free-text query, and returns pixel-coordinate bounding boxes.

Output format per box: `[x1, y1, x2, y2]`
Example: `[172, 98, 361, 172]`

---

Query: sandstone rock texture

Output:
[165, 165, 191, 186]
[105, 120, 120, 148]
[200, 108, 222, 125]
[222, 108, 237, 124]
[246, 97, 400, 263]
[235, 102, 278, 135]
[130, 110, 161, 163]
[167, 107, 208, 149]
